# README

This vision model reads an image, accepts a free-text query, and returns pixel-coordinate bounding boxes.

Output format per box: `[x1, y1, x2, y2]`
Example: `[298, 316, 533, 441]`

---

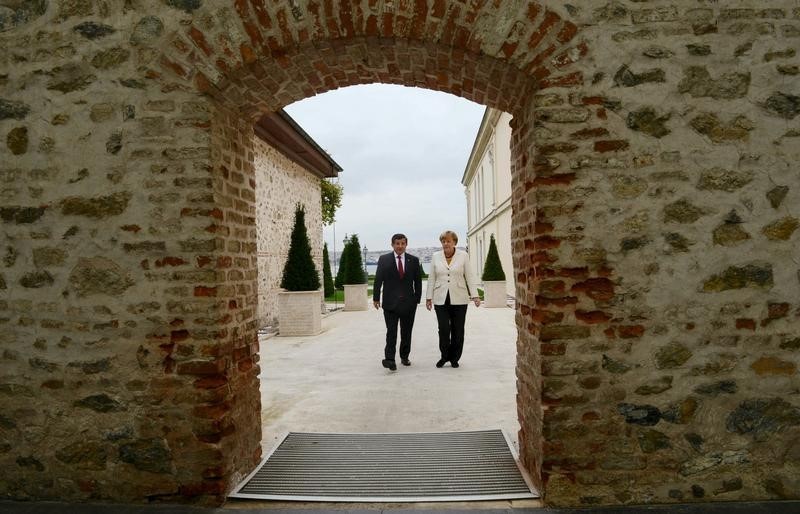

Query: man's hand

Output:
[373, 301, 381, 310]
[472, 297, 480, 307]
[426, 299, 432, 311]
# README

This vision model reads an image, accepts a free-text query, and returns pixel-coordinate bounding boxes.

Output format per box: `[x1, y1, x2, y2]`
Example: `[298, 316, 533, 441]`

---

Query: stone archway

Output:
[150, 2, 588, 504]
[1, 0, 798, 508]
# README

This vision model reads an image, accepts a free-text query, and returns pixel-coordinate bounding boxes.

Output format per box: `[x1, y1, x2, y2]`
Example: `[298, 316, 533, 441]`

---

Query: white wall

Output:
[464, 109, 515, 298]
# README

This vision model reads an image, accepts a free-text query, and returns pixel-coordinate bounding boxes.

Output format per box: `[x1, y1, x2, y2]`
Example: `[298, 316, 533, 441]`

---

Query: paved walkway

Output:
[258, 296, 520, 456]
[242, 299, 528, 510]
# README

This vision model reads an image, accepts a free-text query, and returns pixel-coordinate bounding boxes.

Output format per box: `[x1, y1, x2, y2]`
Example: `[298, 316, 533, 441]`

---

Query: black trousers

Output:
[434, 293, 468, 363]
[383, 301, 417, 361]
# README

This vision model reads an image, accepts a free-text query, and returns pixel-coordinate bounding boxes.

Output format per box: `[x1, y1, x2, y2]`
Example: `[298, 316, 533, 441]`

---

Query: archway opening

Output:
[251, 83, 522, 463]
[200, 35, 546, 497]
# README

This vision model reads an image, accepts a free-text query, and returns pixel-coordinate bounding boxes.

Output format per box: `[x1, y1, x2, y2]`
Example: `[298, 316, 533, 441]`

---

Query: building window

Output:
[466, 187, 472, 228]
[473, 183, 479, 223]
[478, 234, 484, 275]
[488, 145, 495, 207]
[478, 168, 484, 220]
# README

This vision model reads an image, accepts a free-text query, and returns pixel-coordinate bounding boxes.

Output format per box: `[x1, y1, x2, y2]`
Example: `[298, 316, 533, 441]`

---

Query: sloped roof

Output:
[254, 110, 342, 178]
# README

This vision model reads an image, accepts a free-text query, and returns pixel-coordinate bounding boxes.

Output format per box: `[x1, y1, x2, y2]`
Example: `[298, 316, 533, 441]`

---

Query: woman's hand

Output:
[472, 297, 480, 307]
[426, 299, 432, 311]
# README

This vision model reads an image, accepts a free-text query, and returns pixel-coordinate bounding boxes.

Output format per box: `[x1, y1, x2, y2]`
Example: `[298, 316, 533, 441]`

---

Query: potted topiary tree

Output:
[342, 234, 368, 310]
[277, 204, 323, 335]
[481, 234, 507, 308]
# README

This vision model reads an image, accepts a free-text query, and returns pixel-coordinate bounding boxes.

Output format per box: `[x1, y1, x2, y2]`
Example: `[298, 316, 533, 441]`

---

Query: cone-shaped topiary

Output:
[481, 234, 506, 281]
[280, 204, 321, 291]
[334, 234, 349, 290]
[322, 242, 334, 297]
[342, 234, 367, 284]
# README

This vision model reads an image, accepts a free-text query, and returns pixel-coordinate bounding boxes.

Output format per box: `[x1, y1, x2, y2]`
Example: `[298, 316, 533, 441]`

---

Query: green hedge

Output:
[334, 235, 350, 289]
[322, 242, 334, 297]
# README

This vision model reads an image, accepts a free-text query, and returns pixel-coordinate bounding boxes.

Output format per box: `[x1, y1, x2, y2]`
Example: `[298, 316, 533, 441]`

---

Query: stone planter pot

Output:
[343, 283, 369, 311]
[482, 280, 507, 308]
[277, 290, 322, 336]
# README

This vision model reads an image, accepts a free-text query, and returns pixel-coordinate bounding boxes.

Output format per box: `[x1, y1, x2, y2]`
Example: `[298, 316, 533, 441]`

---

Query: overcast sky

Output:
[284, 84, 485, 253]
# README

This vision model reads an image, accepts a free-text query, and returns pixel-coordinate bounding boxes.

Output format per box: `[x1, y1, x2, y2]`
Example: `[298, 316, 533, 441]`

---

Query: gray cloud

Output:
[285, 84, 485, 251]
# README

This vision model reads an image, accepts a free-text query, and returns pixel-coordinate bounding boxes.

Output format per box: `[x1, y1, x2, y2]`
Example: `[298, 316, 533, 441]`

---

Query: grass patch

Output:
[325, 290, 344, 302]
[325, 288, 374, 302]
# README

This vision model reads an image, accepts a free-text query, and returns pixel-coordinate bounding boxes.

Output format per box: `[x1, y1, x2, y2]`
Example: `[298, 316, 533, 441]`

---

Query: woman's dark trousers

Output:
[434, 294, 468, 364]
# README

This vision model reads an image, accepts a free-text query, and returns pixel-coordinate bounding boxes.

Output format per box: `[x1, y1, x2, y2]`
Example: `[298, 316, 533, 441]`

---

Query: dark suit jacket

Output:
[373, 252, 422, 312]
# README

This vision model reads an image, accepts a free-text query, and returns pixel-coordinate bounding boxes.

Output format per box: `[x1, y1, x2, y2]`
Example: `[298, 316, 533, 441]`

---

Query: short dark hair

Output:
[391, 233, 407, 244]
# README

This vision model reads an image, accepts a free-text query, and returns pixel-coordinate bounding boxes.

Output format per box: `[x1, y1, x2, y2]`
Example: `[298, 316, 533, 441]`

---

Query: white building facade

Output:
[462, 108, 515, 298]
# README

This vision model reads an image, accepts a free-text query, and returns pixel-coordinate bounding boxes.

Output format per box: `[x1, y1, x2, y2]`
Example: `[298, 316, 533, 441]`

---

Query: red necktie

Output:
[397, 255, 404, 278]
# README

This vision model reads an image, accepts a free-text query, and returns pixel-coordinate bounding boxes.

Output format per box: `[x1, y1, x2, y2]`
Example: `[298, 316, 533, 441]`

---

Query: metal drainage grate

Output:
[230, 429, 537, 502]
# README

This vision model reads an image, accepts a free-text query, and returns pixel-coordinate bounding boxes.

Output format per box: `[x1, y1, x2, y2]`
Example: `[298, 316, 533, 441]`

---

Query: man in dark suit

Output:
[372, 233, 422, 371]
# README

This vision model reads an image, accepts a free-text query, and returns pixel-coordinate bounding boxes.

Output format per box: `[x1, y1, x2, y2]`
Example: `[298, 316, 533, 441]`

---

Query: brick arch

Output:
[194, 37, 536, 119]
[146, 0, 592, 504]
[157, 1, 587, 117]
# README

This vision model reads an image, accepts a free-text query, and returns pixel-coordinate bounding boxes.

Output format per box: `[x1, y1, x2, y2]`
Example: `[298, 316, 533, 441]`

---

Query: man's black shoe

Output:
[401, 359, 411, 366]
[451, 361, 460, 368]
[382, 359, 397, 371]
[436, 359, 447, 368]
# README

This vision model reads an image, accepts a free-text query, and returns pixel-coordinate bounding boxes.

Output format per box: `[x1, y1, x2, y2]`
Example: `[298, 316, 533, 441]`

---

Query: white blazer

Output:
[425, 249, 479, 305]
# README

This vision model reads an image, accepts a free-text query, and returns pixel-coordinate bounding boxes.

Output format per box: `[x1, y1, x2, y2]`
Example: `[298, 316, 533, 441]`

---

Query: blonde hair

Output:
[438, 230, 459, 244]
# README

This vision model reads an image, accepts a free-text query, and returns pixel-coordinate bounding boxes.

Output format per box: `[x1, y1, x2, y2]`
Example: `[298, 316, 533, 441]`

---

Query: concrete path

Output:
[243, 299, 529, 510]
[258, 295, 521, 455]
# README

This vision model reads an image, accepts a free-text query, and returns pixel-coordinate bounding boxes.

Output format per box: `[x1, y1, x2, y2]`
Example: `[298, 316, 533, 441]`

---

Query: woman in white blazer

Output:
[425, 230, 480, 368]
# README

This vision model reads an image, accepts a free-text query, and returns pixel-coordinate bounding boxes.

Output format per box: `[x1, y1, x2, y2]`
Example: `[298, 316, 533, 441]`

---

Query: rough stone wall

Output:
[0, 1, 259, 503]
[1, 0, 798, 507]
[253, 138, 323, 329]
[517, 2, 800, 507]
